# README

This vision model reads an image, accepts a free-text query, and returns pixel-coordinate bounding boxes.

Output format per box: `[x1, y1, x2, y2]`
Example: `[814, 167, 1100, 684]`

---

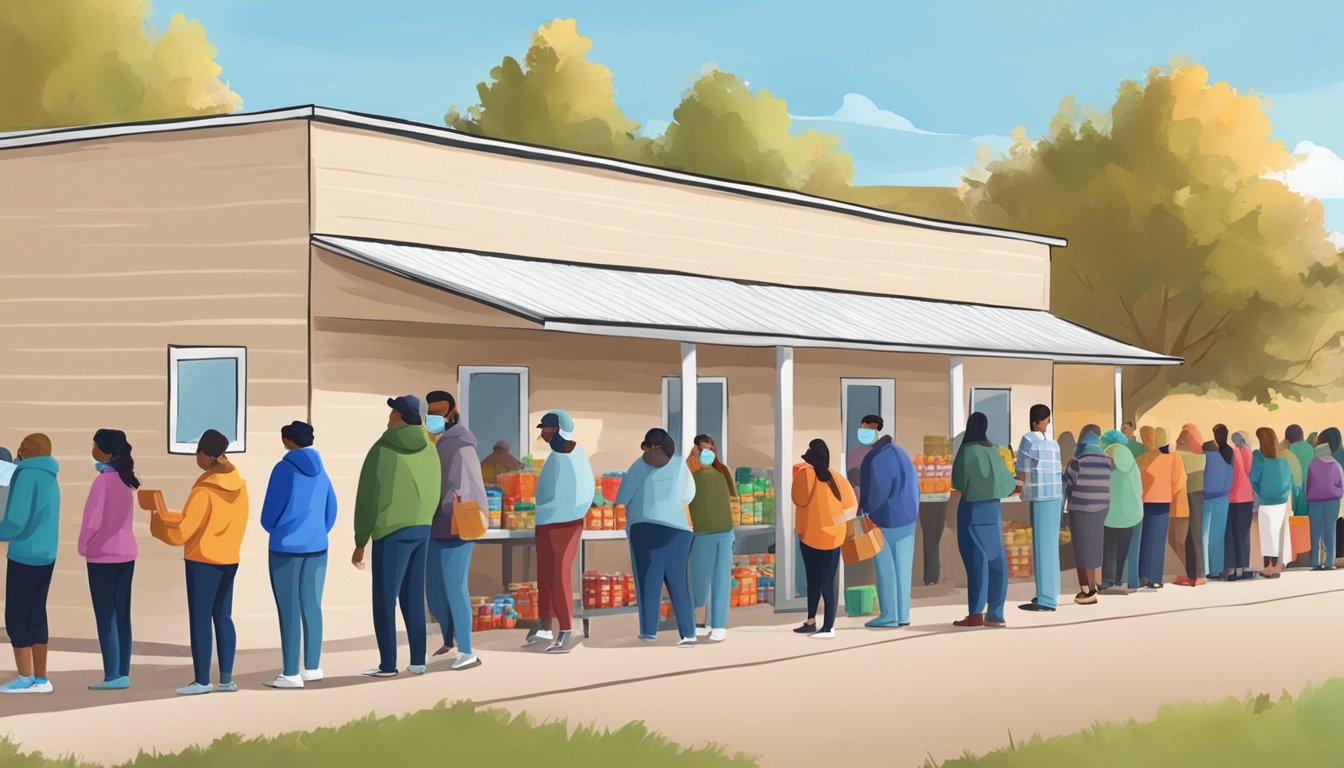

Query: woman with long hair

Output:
[79, 429, 140, 690]
[791, 439, 856, 639]
[688, 435, 737, 642]
[1250, 428, 1294, 578]
[1224, 431, 1256, 580]
[1202, 426, 1235, 580]
[952, 413, 1017, 628]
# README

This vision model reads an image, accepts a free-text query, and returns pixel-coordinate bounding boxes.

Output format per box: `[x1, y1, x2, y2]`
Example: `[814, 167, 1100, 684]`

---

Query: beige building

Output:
[0, 107, 1177, 646]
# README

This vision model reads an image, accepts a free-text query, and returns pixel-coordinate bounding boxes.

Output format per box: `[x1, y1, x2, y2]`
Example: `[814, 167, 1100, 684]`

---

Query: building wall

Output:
[309, 123, 1053, 310]
[0, 122, 312, 645]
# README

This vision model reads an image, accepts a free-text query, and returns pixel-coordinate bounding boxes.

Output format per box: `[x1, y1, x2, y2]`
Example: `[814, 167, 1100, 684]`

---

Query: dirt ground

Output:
[3, 570, 1344, 768]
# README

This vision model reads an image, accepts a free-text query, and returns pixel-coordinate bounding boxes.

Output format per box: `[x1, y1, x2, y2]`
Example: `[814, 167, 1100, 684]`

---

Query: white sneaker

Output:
[810, 629, 837, 639]
[525, 629, 554, 645]
[361, 668, 397, 678]
[709, 628, 727, 642]
[300, 668, 324, 682]
[407, 664, 427, 675]
[695, 626, 711, 638]
[263, 674, 304, 689]
[29, 679, 53, 694]
[676, 637, 698, 648]
[451, 653, 481, 671]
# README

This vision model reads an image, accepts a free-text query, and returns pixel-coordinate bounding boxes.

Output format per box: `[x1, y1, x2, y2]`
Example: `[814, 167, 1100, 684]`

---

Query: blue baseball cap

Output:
[387, 395, 423, 425]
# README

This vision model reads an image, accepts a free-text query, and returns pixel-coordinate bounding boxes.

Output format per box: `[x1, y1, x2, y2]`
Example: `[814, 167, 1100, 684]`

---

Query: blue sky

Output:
[150, 0, 1344, 234]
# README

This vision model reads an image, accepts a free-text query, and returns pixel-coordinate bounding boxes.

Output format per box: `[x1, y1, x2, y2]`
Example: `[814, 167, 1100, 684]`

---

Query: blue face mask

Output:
[93, 460, 110, 473]
[698, 448, 716, 465]
[857, 428, 879, 446]
[425, 414, 447, 435]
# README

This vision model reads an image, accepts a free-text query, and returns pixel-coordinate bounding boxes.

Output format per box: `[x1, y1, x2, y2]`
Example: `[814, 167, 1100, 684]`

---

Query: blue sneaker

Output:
[0, 676, 49, 694]
[176, 682, 213, 696]
[89, 677, 130, 691]
[864, 618, 900, 628]
[407, 665, 426, 675]
[217, 681, 238, 693]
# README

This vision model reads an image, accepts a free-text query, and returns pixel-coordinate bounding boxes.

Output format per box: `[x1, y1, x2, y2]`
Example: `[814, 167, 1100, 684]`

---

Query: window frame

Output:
[661, 376, 729, 462]
[167, 345, 247, 455]
[969, 387, 1013, 448]
[839, 377, 895, 471]
[458, 365, 531, 462]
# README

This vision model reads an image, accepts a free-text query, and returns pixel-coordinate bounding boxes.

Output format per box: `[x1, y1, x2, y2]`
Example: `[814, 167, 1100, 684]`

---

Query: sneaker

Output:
[525, 629, 554, 646]
[176, 682, 213, 696]
[361, 668, 398, 678]
[301, 668, 324, 682]
[28, 678, 53, 694]
[1145, 583, 1164, 590]
[89, 677, 130, 691]
[793, 622, 819, 634]
[708, 628, 727, 642]
[1018, 602, 1056, 612]
[637, 634, 657, 642]
[695, 626, 711, 638]
[0, 676, 36, 694]
[407, 664, 427, 675]
[864, 618, 900, 628]
[217, 681, 238, 693]
[810, 629, 836, 639]
[263, 674, 304, 689]
[676, 636, 698, 647]
[451, 653, 482, 671]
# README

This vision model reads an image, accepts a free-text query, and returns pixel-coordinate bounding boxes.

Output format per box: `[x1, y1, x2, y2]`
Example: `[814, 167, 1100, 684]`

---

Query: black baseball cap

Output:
[387, 395, 423, 425]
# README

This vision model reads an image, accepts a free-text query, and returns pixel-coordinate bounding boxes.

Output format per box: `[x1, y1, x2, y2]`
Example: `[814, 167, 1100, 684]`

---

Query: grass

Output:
[0, 701, 758, 768]
[924, 677, 1344, 768]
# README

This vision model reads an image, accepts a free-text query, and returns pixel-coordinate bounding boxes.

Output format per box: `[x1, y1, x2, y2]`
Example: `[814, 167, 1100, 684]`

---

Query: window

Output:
[662, 377, 728, 460]
[840, 378, 895, 475]
[459, 366, 530, 463]
[168, 346, 246, 454]
[970, 388, 1012, 448]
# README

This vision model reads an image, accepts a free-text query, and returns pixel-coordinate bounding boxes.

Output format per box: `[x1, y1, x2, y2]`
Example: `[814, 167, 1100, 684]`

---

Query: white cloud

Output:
[1329, 230, 1344, 249]
[1270, 141, 1344, 199]
[792, 93, 957, 136]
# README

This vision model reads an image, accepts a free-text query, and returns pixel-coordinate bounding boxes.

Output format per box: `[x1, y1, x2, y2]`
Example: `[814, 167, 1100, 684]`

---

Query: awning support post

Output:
[774, 345, 797, 611]
[1113, 365, 1124, 429]
[950, 356, 965, 449]
[680, 342, 698, 455]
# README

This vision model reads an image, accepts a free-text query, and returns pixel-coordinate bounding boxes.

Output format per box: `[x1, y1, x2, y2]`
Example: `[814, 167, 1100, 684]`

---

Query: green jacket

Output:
[354, 424, 440, 547]
[1289, 441, 1316, 515]
[689, 467, 734, 534]
[1104, 444, 1143, 528]
[952, 444, 1016, 502]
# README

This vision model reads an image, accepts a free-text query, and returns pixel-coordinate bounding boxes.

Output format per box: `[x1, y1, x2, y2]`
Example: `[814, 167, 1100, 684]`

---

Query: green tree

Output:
[0, 0, 240, 131]
[445, 18, 654, 163]
[963, 64, 1344, 417]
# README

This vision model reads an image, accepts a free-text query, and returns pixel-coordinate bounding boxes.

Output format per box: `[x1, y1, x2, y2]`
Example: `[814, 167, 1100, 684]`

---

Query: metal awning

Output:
[312, 235, 1180, 366]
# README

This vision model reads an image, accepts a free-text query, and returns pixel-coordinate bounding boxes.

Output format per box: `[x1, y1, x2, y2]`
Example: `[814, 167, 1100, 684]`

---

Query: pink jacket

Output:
[78, 468, 138, 563]
[1229, 446, 1254, 504]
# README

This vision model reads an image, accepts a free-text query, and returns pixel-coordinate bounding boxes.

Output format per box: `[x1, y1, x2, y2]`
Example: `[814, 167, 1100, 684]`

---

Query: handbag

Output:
[841, 516, 885, 564]
[450, 494, 489, 540]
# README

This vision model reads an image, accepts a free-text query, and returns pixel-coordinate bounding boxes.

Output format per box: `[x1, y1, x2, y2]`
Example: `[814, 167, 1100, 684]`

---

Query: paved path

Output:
[3, 572, 1344, 767]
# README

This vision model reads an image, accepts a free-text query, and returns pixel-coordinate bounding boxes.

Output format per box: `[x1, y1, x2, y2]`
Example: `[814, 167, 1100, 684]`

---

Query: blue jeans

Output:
[184, 560, 237, 686]
[1127, 516, 1144, 588]
[371, 526, 429, 673]
[957, 499, 1007, 623]
[87, 561, 134, 680]
[426, 538, 475, 655]
[269, 551, 328, 677]
[871, 522, 916, 625]
[629, 523, 695, 639]
[1029, 498, 1062, 608]
[1308, 501, 1341, 567]
[690, 531, 734, 630]
[1203, 496, 1229, 576]
[1139, 503, 1170, 585]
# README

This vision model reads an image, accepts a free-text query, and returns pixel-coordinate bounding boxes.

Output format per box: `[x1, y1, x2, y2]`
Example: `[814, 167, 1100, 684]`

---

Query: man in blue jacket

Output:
[857, 416, 920, 628]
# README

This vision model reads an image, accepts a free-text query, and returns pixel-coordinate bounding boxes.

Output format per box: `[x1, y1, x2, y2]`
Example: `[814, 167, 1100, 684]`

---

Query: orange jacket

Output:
[1137, 429, 1189, 517]
[792, 464, 856, 551]
[152, 462, 249, 565]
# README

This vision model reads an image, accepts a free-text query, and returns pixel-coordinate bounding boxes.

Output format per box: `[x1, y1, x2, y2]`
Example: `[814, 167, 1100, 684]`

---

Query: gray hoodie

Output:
[431, 422, 489, 540]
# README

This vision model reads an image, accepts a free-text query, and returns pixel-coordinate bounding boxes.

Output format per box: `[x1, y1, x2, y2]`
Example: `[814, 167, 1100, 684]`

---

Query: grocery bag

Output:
[841, 517, 884, 564]
[1289, 516, 1311, 557]
[451, 497, 489, 540]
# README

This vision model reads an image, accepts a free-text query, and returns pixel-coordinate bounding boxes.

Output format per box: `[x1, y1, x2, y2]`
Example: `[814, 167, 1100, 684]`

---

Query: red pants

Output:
[536, 519, 584, 631]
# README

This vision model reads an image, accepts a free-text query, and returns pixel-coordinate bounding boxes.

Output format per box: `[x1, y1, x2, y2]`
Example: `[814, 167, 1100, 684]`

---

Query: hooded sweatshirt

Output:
[951, 443, 1017, 503]
[261, 447, 338, 554]
[535, 440, 595, 528]
[858, 436, 920, 528]
[1250, 451, 1294, 506]
[431, 422, 489, 539]
[1306, 443, 1344, 503]
[1062, 443, 1112, 515]
[152, 462, 249, 565]
[78, 466, 138, 563]
[1138, 429, 1189, 516]
[1103, 444, 1143, 529]
[0, 456, 61, 566]
[1176, 425, 1204, 494]
[617, 453, 695, 531]
[353, 424, 440, 547]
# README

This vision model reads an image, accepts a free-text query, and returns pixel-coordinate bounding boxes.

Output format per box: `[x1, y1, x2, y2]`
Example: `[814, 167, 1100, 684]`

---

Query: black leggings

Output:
[800, 541, 841, 631]
[1225, 502, 1254, 569]
[1102, 526, 1136, 587]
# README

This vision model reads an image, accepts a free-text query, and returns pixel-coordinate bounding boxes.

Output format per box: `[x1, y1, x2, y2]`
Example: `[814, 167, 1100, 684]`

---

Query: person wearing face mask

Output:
[857, 415, 919, 628]
[687, 435, 737, 642]
[148, 429, 249, 696]
[0, 434, 61, 695]
[952, 413, 1017, 628]
[529, 410, 594, 653]
[617, 428, 698, 645]
[78, 429, 140, 691]
[1016, 405, 1063, 612]
[423, 392, 486, 670]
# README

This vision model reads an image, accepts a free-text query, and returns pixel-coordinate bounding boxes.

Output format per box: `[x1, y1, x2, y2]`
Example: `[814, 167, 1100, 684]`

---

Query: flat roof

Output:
[313, 235, 1178, 366]
[0, 105, 1067, 248]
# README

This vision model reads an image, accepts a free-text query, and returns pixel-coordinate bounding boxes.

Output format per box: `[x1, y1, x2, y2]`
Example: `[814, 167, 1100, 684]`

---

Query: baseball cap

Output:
[387, 395, 423, 425]
[535, 410, 574, 432]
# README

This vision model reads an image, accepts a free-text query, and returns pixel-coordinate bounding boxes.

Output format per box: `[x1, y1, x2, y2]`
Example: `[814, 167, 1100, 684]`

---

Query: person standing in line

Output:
[1121, 421, 1148, 459]
[1016, 405, 1063, 613]
[857, 416, 920, 628]
[1202, 426, 1235, 580]
[1062, 432, 1112, 604]
[79, 429, 140, 691]
[952, 413, 1017, 628]
[149, 429, 248, 696]
[0, 434, 60, 694]
[617, 428, 698, 645]
[1173, 425, 1206, 587]
[1224, 431, 1256, 581]
[352, 396, 439, 678]
[260, 421, 338, 689]
[1305, 428, 1344, 570]
[790, 439, 856, 639]
[1277, 431, 1305, 568]
[1250, 428, 1294, 579]
[529, 410, 594, 654]
[1287, 425, 1315, 520]
[1137, 427, 1188, 590]
[423, 392, 486, 670]
[1323, 429, 1344, 563]
[1098, 430, 1143, 594]
[688, 435, 736, 642]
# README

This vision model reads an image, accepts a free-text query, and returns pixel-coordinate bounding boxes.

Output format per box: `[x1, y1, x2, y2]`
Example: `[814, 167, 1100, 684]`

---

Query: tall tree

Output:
[963, 64, 1344, 417]
[0, 0, 240, 131]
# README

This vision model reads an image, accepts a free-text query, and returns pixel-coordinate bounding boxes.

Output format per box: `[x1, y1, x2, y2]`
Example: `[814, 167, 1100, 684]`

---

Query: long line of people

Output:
[3, 393, 1341, 696]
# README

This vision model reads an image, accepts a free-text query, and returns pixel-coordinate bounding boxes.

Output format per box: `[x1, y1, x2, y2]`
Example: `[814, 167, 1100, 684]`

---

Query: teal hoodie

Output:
[1103, 444, 1143, 528]
[951, 444, 1016, 502]
[1250, 452, 1293, 506]
[0, 456, 61, 566]
[354, 424, 440, 547]
[536, 444, 595, 527]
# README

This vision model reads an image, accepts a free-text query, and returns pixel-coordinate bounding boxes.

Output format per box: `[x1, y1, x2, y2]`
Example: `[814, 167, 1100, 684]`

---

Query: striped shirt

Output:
[1017, 432, 1063, 502]
[1063, 452, 1113, 514]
